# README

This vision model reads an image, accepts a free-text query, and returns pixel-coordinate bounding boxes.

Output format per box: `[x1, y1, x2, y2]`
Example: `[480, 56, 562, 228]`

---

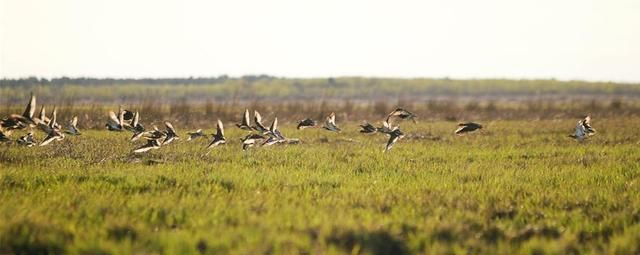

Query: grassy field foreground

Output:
[0, 119, 639, 254]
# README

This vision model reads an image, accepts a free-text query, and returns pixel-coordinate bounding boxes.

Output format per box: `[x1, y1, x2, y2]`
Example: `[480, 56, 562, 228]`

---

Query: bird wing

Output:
[274, 129, 285, 140]
[387, 108, 400, 117]
[325, 112, 337, 128]
[130, 131, 145, 141]
[49, 107, 58, 129]
[108, 111, 120, 124]
[385, 135, 399, 151]
[23, 93, 36, 119]
[132, 112, 139, 127]
[71, 116, 78, 127]
[574, 121, 586, 138]
[270, 117, 278, 133]
[386, 108, 404, 121]
[118, 109, 125, 127]
[581, 117, 596, 134]
[40, 134, 57, 146]
[454, 126, 467, 134]
[207, 136, 225, 148]
[217, 119, 225, 137]
[165, 121, 176, 134]
[243, 109, 251, 126]
[254, 110, 263, 125]
[133, 140, 159, 153]
[38, 106, 46, 123]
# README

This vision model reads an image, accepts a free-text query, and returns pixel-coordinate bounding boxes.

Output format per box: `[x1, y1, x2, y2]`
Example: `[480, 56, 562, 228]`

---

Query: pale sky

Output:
[1, 0, 639, 82]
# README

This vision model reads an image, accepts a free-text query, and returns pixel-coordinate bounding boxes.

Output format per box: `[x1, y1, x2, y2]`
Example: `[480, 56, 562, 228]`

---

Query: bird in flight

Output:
[241, 133, 265, 151]
[570, 115, 596, 141]
[385, 127, 404, 152]
[323, 112, 341, 132]
[40, 107, 65, 146]
[252, 110, 270, 134]
[65, 116, 81, 136]
[454, 122, 483, 135]
[386, 108, 417, 124]
[1, 92, 37, 131]
[296, 118, 317, 129]
[236, 109, 252, 130]
[263, 117, 287, 146]
[207, 119, 227, 149]
[162, 121, 179, 145]
[359, 122, 378, 134]
[17, 132, 37, 147]
[187, 129, 206, 141]
[133, 138, 162, 153]
[106, 106, 127, 131]
[128, 111, 148, 141]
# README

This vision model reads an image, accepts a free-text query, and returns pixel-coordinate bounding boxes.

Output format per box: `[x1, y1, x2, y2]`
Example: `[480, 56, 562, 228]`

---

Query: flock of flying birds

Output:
[1, 93, 597, 153]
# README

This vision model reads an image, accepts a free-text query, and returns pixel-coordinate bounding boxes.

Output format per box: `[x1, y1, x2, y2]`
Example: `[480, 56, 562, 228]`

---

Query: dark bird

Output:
[378, 121, 395, 134]
[252, 110, 270, 134]
[162, 121, 179, 145]
[385, 127, 404, 152]
[323, 112, 341, 132]
[581, 116, 596, 136]
[359, 122, 378, 134]
[0, 117, 28, 131]
[35, 106, 57, 134]
[33, 105, 50, 126]
[65, 116, 81, 135]
[125, 111, 144, 132]
[187, 129, 206, 141]
[144, 125, 166, 140]
[262, 136, 281, 146]
[22, 92, 37, 124]
[133, 139, 161, 153]
[1, 92, 37, 130]
[129, 111, 147, 141]
[207, 119, 226, 148]
[40, 107, 65, 146]
[263, 117, 286, 146]
[454, 122, 483, 135]
[269, 117, 285, 140]
[570, 116, 596, 141]
[386, 108, 417, 123]
[296, 118, 317, 129]
[241, 133, 265, 151]
[17, 132, 37, 147]
[106, 107, 126, 131]
[236, 109, 252, 130]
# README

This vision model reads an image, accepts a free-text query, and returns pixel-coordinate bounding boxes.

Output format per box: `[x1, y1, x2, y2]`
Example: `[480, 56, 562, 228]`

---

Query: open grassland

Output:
[3, 77, 640, 103]
[1, 118, 639, 254]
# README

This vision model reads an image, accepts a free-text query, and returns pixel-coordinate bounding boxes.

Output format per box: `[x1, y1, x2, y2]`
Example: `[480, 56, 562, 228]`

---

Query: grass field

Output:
[1, 118, 639, 254]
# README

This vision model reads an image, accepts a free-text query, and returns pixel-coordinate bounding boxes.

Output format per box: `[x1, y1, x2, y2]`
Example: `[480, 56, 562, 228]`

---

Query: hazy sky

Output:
[1, 0, 639, 82]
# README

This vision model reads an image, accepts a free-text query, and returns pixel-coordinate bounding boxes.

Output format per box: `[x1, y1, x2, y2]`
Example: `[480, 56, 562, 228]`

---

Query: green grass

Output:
[0, 119, 639, 254]
[3, 77, 640, 104]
